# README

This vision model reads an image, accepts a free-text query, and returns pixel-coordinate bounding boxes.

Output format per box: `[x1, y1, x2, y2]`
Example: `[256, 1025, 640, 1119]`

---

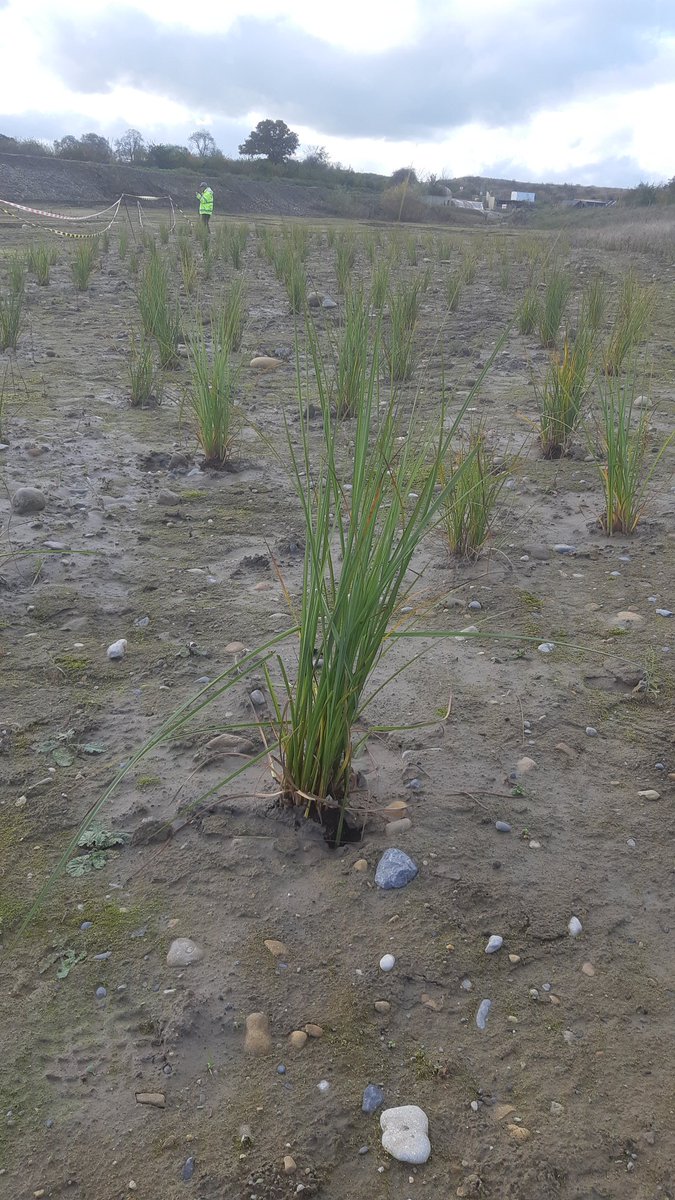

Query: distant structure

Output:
[561, 197, 616, 208]
[511, 191, 536, 204]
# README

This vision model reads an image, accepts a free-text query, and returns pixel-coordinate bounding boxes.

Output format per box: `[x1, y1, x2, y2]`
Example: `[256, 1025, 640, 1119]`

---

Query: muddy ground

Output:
[0, 211, 674, 1200]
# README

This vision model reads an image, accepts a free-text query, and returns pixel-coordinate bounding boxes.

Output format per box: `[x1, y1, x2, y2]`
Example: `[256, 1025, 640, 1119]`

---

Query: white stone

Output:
[538, 642, 555, 654]
[568, 917, 582, 937]
[166, 937, 203, 966]
[107, 639, 127, 660]
[379, 954, 396, 972]
[380, 1105, 431, 1164]
[485, 935, 503, 954]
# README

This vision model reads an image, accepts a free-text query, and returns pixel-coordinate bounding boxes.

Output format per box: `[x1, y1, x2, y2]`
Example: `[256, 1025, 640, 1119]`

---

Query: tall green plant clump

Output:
[265, 321, 478, 842]
[138, 252, 181, 367]
[538, 266, 572, 348]
[537, 333, 593, 458]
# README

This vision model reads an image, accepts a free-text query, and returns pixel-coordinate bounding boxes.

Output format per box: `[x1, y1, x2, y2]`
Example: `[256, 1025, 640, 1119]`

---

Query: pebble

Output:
[322, 296, 338, 309]
[585, 727, 598, 737]
[582, 962, 595, 976]
[353, 858, 368, 872]
[538, 642, 555, 654]
[11, 487, 47, 514]
[468, 600, 482, 610]
[638, 790, 660, 801]
[383, 800, 408, 819]
[289, 1031, 307, 1050]
[508, 954, 521, 964]
[385, 817, 412, 837]
[245, 1013, 272, 1056]
[95, 986, 107, 999]
[264, 939, 288, 958]
[106, 639, 127, 661]
[225, 641, 246, 654]
[475, 999, 492, 1030]
[375, 848, 418, 890]
[553, 544, 576, 554]
[250, 355, 284, 370]
[379, 954, 396, 972]
[135, 1092, 166, 1107]
[611, 611, 644, 629]
[380, 1105, 431, 1165]
[158, 488, 181, 505]
[317, 1079, 330, 1093]
[249, 689, 265, 706]
[515, 755, 536, 775]
[461, 978, 473, 991]
[495, 821, 512, 833]
[166, 938, 203, 966]
[80, 921, 93, 931]
[305, 1024, 323, 1038]
[182, 1156, 195, 1181]
[656, 609, 673, 618]
[485, 935, 503, 954]
[362, 1084, 385, 1114]
[529, 840, 541, 849]
[568, 917, 582, 937]
[374, 1000, 391, 1014]
[283, 1156, 297, 1174]
[627, 838, 636, 848]
[507, 1124, 531, 1143]
[307, 291, 323, 308]
[277, 1064, 286, 1075]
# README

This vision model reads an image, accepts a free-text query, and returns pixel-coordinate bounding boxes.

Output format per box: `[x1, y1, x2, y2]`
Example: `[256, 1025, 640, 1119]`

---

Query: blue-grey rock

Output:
[656, 609, 672, 617]
[182, 1156, 195, 1182]
[585, 727, 598, 737]
[495, 821, 512, 833]
[553, 544, 576, 555]
[362, 1084, 385, 1114]
[12, 487, 47, 515]
[80, 921, 93, 931]
[277, 1064, 286, 1075]
[476, 999, 492, 1030]
[95, 986, 107, 999]
[468, 600, 482, 610]
[375, 848, 418, 890]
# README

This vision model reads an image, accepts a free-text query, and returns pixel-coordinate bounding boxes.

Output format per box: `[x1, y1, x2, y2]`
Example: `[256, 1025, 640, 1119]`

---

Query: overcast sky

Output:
[1, 0, 674, 185]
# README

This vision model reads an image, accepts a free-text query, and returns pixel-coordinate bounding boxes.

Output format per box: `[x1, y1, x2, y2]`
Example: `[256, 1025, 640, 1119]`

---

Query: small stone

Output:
[158, 488, 181, 505]
[582, 961, 595, 976]
[128, 1184, 137, 1192]
[304, 1024, 323, 1038]
[224, 641, 246, 654]
[656, 609, 673, 618]
[353, 858, 368, 872]
[277, 1064, 286, 1075]
[245, 1013, 272, 1056]
[515, 756, 536, 775]
[135, 1092, 166, 1107]
[380, 1105, 431, 1164]
[182, 1156, 195, 1181]
[385, 817, 412, 836]
[374, 1001, 391, 1014]
[283, 1156, 297, 1174]
[529, 840, 541, 849]
[321, 296, 338, 309]
[457, 1175, 482, 1197]
[166, 938, 203, 966]
[553, 544, 576, 554]
[289, 1031, 308, 1050]
[638, 789, 660, 801]
[383, 799, 408, 819]
[264, 939, 288, 958]
[11, 487, 47, 514]
[507, 1124, 531, 1143]
[95, 986, 107, 999]
[627, 838, 636, 848]
[538, 642, 555, 654]
[568, 917, 582, 937]
[421, 992, 444, 1012]
[362, 1084, 385, 1114]
[493, 1104, 515, 1121]
[468, 600, 482, 610]
[475, 999, 492, 1030]
[375, 848, 418, 890]
[508, 953, 521, 964]
[106, 638, 127, 660]
[307, 291, 323, 308]
[460, 978, 473, 991]
[495, 821, 512, 833]
[485, 935, 503, 954]
[239, 1124, 253, 1145]
[610, 611, 644, 630]
[585, 726, 598, 737]
[550, 1102, 564, 1116]
[250, 355, 284, 370]
[529, 987, 540, 1000]
[250, 689, 265, 706]
[317, 1079, 330, 1093]
[379, 954, 396, 972]
[643, 1131, 655, 1145]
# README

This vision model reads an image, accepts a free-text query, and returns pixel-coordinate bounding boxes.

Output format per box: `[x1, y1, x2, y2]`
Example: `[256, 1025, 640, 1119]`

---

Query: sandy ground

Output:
[1, 211, 674, 1200]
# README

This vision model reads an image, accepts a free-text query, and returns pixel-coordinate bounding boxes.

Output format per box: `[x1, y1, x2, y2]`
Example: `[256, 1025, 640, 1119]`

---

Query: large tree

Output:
[114, 128, 147, 164]
[188, 129, 217, 158]
[239, 119, 299, 165]
[54, 133, 112, 162]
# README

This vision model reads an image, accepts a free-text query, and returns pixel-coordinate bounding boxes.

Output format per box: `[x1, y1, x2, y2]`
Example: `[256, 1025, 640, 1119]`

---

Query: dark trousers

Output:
[201, 213, 211, 233]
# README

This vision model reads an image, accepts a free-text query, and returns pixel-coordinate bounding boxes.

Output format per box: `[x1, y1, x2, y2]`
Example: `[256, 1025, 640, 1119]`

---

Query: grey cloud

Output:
[44, 2, 675, 141]
[484, 154, 656, 189]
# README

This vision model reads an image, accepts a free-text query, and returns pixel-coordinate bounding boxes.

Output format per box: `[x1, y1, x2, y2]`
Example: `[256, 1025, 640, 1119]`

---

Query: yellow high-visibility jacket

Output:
[197, 187, 214, 215]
